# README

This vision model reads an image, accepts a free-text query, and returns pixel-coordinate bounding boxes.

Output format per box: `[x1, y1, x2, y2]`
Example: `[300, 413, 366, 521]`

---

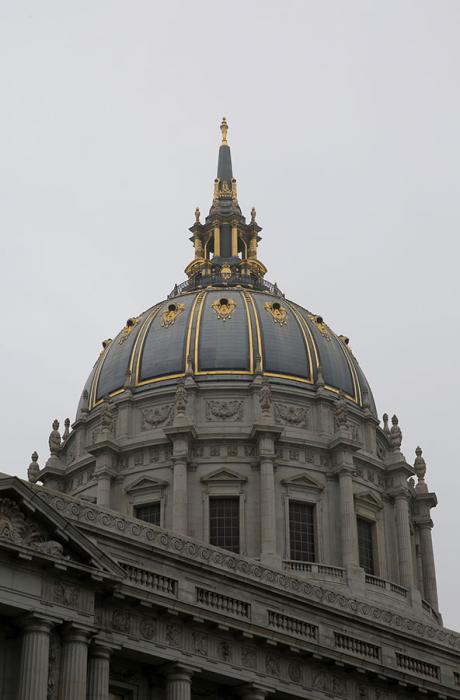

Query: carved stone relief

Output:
[112, 609, 131, 633]
[140, 618, 156, 640]
[165, 622, 182, 647]
[265, 652, 281, 677]
[206, 400, 243, 422]
[274, 403, 309, 428]
[241, 646, 257, 669]
[0, 497, 68, 559]
[53, 581, 79, 608]
[192, 631, 208, 656]
[217, 640, 232, 662]
[141, 405, 173, 430]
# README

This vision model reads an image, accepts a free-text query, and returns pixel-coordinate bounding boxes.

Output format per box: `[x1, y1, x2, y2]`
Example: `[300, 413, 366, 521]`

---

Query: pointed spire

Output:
[217, 117, 233, 182]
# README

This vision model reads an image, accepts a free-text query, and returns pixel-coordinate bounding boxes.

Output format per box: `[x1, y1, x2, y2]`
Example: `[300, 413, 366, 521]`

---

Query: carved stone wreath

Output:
[274, 402, 309, 428]
[141, 404, 173, 430]
[206, 400, 243, 422]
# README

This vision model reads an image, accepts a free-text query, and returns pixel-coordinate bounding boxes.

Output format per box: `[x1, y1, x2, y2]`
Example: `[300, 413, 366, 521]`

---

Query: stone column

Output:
[87, 643, 111, 700]
[239, 684, 270, 700]
[338, 468, 359, 568]
[165, 665, 194, 700]
[419, 522, 439, 610]
[260, 456, 277, 563]
[172, 457, 188, 534]
[17, 616, 54, 700]
[58, 626, 90, 700]
[394, 492, 414, 588]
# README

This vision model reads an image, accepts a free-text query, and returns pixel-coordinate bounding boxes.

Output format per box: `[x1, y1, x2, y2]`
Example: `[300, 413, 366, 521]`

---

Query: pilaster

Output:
[251, 422, 283, 568]
[164, 424, 196, 536]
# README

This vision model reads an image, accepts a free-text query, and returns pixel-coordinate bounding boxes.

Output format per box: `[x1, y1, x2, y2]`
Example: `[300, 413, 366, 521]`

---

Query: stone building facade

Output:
[0, 120, 458, 700]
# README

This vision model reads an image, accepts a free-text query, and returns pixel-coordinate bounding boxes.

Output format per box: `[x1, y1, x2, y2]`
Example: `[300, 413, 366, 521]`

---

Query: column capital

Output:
[238, 683, 273, 700]
[61, 623, 92, 645]
[391, 488, 410, 501]
[414, 517, 434, 530]
[163, 662, 200, 680]
[88, 643, 112, 661]
[16, 612, 60, 633]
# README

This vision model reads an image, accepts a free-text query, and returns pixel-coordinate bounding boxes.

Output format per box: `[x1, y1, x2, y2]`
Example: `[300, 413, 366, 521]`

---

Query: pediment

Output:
[201, 468, 247, 484]
[354, 490, 383, 511]
[125, 475, 168, 494]
[0, 476, 124, 578]
[281, 474, 324, 491]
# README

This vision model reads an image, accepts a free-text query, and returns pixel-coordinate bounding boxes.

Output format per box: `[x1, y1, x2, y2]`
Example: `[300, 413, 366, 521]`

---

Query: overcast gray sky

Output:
[1, 0, 459, 627]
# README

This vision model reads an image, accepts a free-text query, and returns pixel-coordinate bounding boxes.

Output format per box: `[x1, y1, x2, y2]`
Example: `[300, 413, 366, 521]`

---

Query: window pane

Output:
[209, 497, 240, 553]
[289, 501, 315, 561]
[135, 502, 161, 526]
[357, 518, 375, 574]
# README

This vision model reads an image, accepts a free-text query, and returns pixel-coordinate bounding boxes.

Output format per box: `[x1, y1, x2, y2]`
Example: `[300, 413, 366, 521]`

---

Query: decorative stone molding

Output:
[206, 400, 243, 421]
[274, 403, 309, 428]
[141, 404, 174, 430]
[36, 491, 457, 651]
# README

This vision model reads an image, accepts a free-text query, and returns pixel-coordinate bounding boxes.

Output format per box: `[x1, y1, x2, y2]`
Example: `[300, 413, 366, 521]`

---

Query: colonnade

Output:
[15, 619, 269, 700]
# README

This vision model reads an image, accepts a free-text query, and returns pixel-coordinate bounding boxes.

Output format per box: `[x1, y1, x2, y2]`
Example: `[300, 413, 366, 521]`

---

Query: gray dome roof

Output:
[79, 288, 376, 416]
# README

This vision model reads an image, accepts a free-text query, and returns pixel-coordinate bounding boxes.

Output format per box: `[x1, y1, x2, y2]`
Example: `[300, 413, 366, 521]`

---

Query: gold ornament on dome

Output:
[118, 316, 142, 344]
[211, 297, 236, 321]
[220, 264, 232, 281]
[308, 314, 331, 341]
[161, 303, 185, 328]
[264, 301, 288, 326]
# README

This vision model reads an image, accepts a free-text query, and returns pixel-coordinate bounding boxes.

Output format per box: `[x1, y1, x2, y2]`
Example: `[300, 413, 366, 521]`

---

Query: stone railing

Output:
[396, 652, 440, 680]
[365, 574, 408, 598]
[119, 562, 177, 597]
[334, 632, 380, 660]
[268, 610, 318, 640]
[422, 599, 442, 624]
[283, 560, 345, 579]
[196, 587, 250, 619]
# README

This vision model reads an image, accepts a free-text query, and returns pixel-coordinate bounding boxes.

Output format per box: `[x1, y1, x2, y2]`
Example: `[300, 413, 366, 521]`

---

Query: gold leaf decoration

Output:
[264, 301, 288, 326]
[161, 303, 185, 328]
[211, 297, 236, 321]
[308, 314, 331, 341]
[118, 316, 142, 344]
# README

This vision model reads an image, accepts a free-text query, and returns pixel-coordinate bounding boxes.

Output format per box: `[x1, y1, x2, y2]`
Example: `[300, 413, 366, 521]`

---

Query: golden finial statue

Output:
[220, 117, 228, 145]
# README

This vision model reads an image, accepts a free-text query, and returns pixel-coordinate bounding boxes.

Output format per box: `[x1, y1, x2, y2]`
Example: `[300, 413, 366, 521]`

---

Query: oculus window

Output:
[209, 496, 240, 553]
[289, 501, 315, 561]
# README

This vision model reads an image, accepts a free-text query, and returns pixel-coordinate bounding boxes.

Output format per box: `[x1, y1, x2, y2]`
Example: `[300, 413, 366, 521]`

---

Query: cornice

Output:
[33, 487, 460, 654]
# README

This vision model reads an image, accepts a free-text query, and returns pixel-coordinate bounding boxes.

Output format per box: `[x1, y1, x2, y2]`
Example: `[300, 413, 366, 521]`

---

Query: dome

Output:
[80, 287, 376, 416]
[36, 119, 440, 633]
[78, 117, 376, 418]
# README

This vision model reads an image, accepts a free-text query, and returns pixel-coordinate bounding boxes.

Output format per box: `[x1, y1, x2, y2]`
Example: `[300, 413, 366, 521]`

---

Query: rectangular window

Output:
[289, 501, 315, 561]
[209, 496, 240, 553]
[134, 502, 161, 526]
[357, 518, 375, 574]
